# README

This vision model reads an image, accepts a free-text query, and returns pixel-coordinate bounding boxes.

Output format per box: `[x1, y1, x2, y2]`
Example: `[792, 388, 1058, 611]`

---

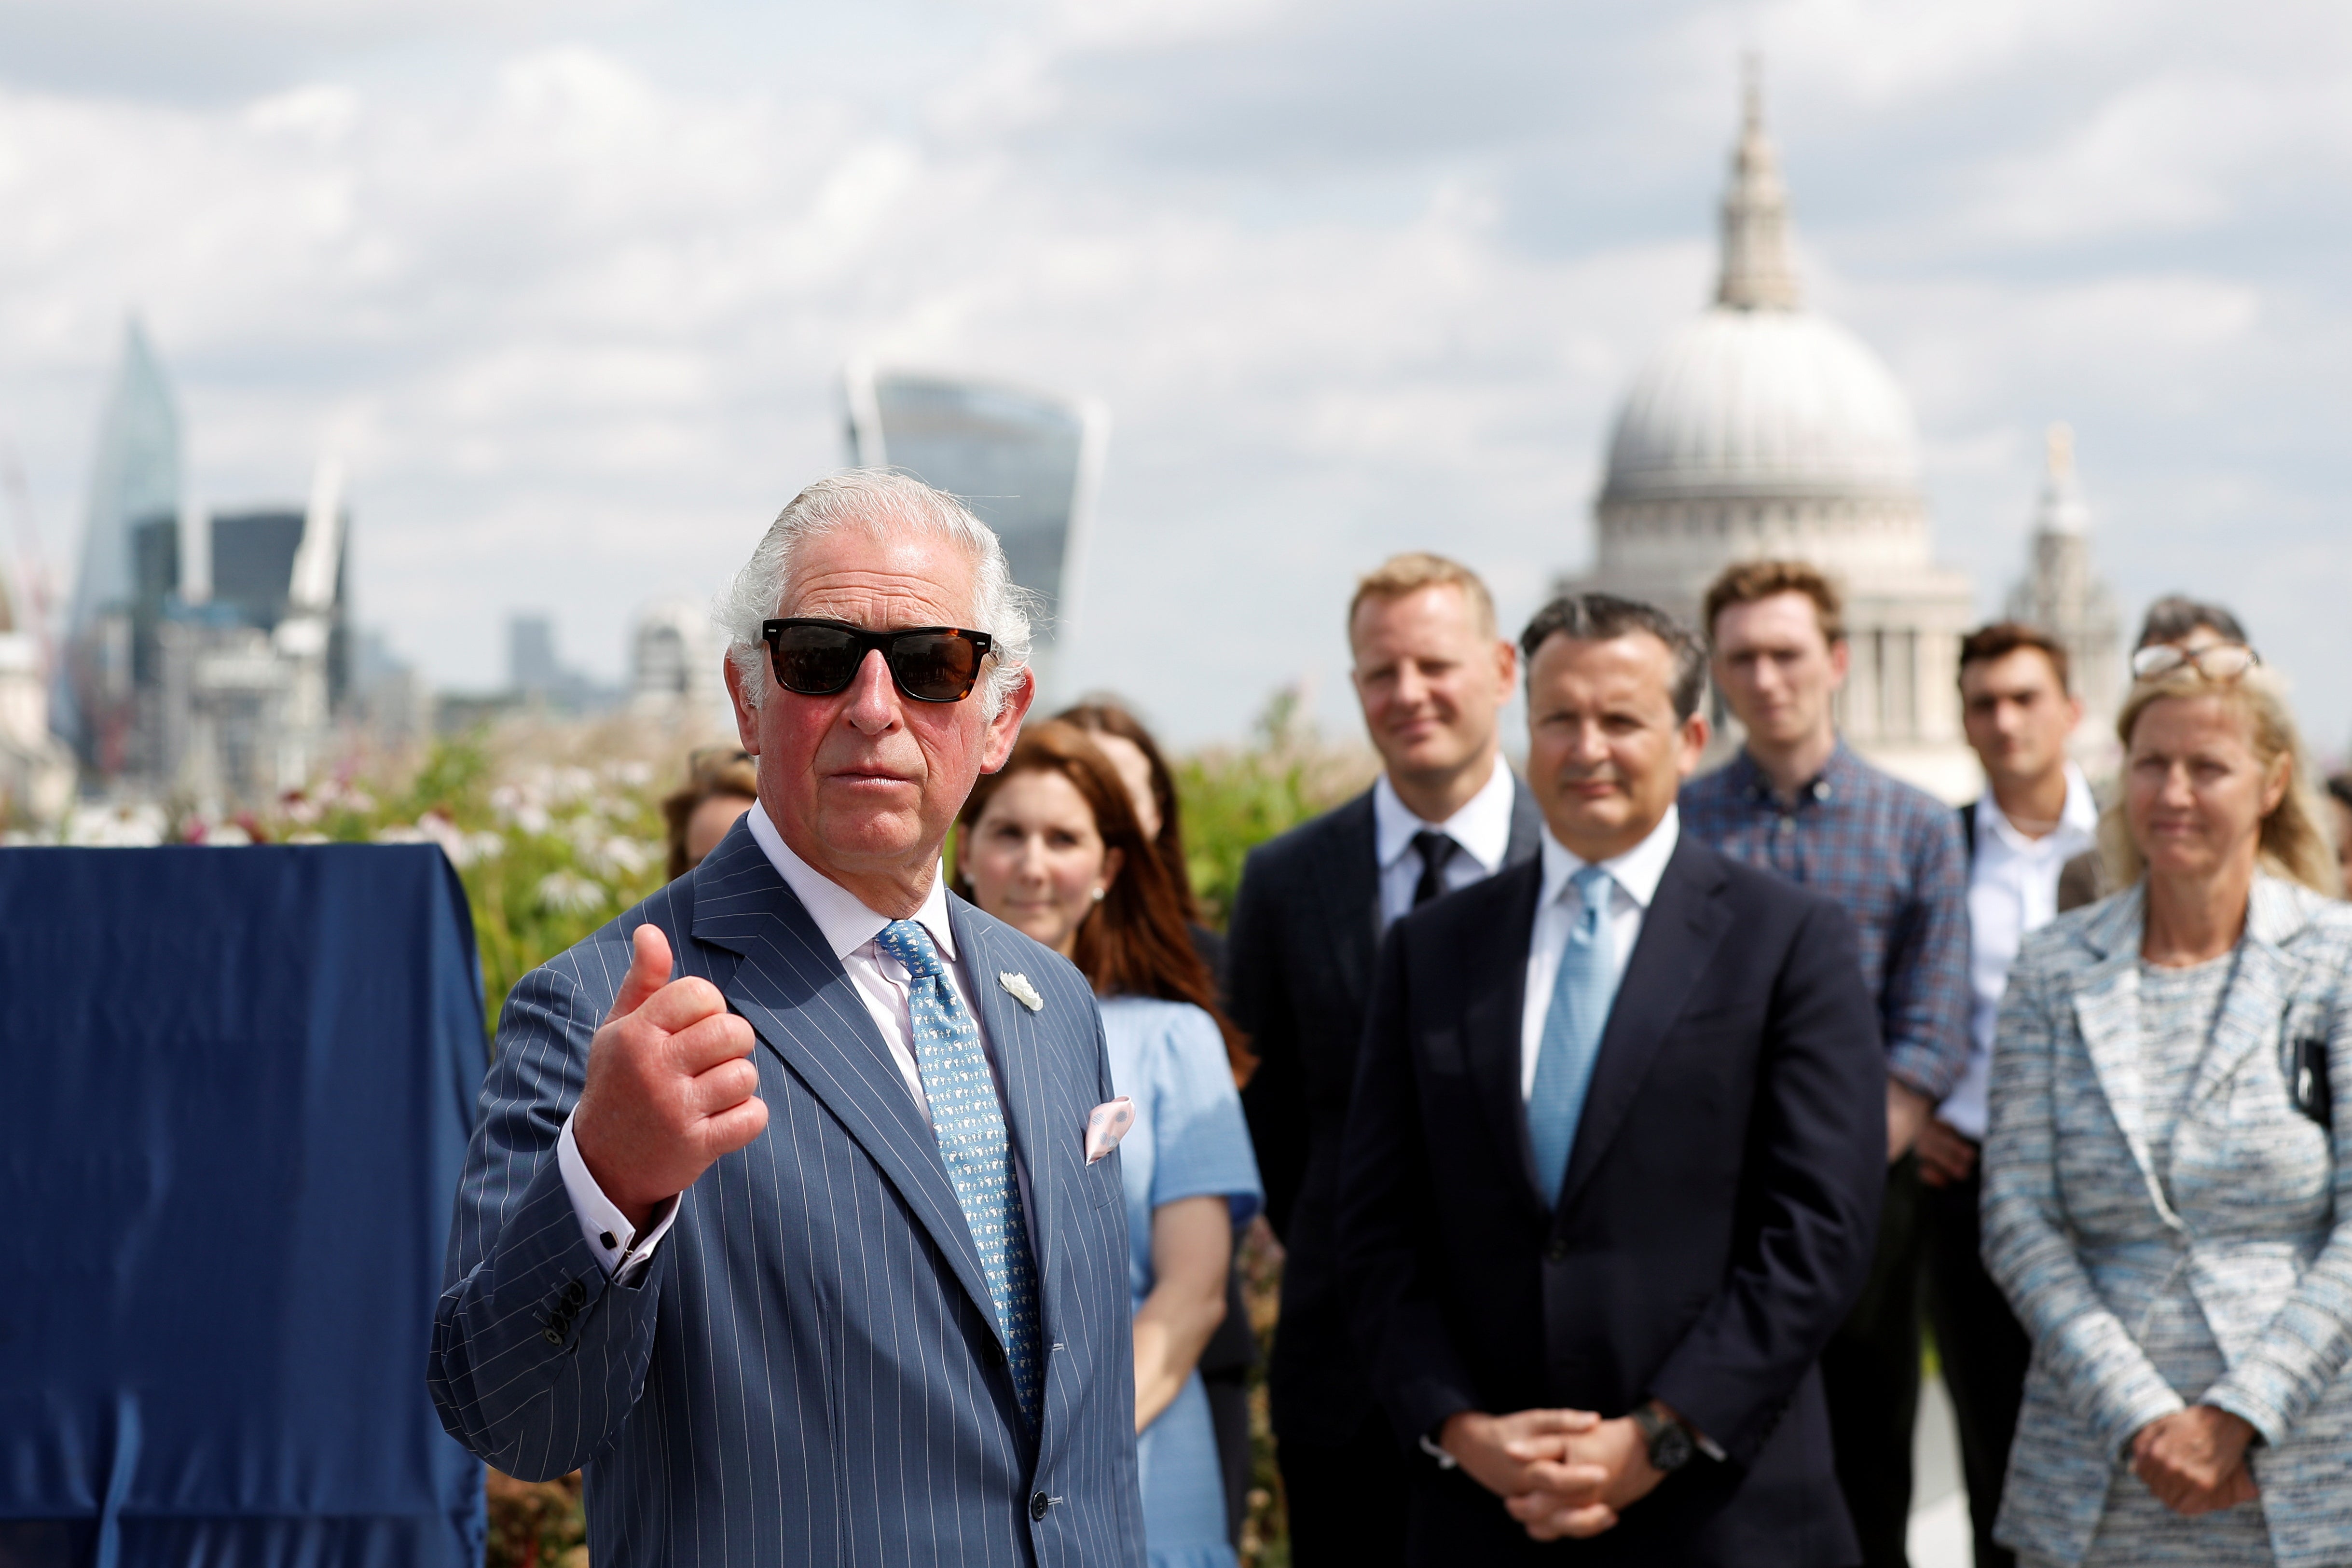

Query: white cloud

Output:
[0, 0, 2346, 752]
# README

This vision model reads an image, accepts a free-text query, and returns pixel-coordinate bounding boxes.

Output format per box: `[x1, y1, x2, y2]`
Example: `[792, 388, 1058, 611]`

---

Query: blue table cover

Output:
[0, 845, 488, 1568]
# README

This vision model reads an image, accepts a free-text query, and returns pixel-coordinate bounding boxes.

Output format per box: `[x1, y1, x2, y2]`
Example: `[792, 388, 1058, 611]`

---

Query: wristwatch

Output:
[1630, 1401, 1695, 1473]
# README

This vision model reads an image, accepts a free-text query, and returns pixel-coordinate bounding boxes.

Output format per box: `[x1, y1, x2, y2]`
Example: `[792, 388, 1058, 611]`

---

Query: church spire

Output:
[1716, 57, 1802, 312]
[2033, 422, 2090, 536]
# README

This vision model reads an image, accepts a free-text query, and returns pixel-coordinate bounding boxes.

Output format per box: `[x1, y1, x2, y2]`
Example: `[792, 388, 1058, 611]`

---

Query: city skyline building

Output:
[1561, 68, 1989, 800]
[841, 362, 1107, 702]
[629, 599, 731, 733]
[158, 457, 352, 809]
[0, 546, 74, 826]
[59, 318, 183, 773]
[2006, 423, 2123, 767]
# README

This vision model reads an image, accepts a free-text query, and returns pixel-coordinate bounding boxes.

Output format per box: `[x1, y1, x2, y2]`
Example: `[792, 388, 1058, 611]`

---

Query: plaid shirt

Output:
[1679, 741, 1972, 1101]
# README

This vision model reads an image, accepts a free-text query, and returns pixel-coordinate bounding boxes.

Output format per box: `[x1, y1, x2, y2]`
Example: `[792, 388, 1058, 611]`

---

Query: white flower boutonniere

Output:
[999, 971, 1045, 1013]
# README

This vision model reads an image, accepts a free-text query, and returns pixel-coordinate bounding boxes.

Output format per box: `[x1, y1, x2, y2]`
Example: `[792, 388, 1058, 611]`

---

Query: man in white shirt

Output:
[1920, 621, 2097, 1568]
[1229, 552, 1545, 1567]
[430, 471, 1147, 1567]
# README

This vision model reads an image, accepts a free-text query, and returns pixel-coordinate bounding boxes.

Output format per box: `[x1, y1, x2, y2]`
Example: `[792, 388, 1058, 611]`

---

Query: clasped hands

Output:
[1439, 1406, 1667, 1541]
[2130, 1405, 2259, 1516]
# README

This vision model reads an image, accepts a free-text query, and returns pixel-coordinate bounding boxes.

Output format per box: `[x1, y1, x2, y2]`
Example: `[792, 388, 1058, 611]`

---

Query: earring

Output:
[1090, 886, 1107, 903]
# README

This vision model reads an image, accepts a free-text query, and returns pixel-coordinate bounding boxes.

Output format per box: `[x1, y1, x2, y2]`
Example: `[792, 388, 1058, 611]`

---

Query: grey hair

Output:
[1519, 592, 1707, 720]
[715, 469, 1033, 717]
[2136, 594, 2247, 651]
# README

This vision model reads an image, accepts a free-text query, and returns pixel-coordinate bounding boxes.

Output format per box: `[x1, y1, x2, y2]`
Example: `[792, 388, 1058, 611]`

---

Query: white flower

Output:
[537, 871, 610, 915]
[583, 835, 653, 878]
[999, 972, 1045, 1013]
[378, 814, 503, 867]
[64, 803, 167, 847]
[490, 783, 551, 835]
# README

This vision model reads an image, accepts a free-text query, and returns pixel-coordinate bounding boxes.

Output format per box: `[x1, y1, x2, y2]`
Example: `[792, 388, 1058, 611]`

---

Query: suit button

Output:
[565, 1280, 587, 1306]
[1545, 1240, 1568, 1263]
[543, 1327, 564, 1345]
[1029, 1491, 1050, 1522]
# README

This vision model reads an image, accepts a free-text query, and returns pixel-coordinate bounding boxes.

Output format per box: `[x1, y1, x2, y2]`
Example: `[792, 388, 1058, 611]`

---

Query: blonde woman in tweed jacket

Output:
[1982, 648, 2352, 1568]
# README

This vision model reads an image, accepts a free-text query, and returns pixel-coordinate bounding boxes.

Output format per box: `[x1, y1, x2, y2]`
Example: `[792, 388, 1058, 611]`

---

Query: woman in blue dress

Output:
[957, 720, 1262, 1568]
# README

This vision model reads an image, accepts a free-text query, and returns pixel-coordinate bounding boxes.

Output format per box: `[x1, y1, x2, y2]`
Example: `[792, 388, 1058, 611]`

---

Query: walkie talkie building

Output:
[841, 365, 1108, 700]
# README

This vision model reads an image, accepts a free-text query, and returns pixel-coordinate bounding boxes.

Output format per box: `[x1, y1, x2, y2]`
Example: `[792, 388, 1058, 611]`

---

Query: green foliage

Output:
[246, 729, 673, 1036]
[1176, 688, 1375, 931]
[485, 1469, 588, 1568]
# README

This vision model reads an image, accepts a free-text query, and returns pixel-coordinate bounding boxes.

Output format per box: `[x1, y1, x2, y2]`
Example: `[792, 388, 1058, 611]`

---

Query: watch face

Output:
[1651, 1422, 1694, 1473]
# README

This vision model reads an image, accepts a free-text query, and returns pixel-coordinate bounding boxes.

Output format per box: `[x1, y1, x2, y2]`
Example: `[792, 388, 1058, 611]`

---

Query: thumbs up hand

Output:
[573, 924, 768, 1229]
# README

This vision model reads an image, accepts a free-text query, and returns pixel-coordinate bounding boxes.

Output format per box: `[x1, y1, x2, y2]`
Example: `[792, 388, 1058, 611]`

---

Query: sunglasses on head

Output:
[759, 619, 994, 704]
[2130, 642, 2260, 683]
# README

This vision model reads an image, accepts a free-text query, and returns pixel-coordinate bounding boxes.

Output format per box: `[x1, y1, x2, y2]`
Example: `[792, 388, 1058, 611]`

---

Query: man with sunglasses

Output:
[432, 471, 1147, 1568]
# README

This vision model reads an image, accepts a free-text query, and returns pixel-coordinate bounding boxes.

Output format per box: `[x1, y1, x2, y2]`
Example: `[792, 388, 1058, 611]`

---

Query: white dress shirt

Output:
[1519, 807, 1681, 1100]
[1939, 765, 2099, 1142]
[559, 802, 1009, 1279]
[1372, 755, 1517, 928]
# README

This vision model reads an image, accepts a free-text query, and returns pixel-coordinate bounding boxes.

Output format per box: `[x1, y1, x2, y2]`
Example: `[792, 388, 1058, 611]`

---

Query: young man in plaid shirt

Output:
[1679, 561, 1971, 1568]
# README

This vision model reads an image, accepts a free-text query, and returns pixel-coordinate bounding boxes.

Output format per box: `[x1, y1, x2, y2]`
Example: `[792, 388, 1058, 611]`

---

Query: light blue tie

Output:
[873, 919, 1043, 1427]
[1527, 865, 1621, 1206]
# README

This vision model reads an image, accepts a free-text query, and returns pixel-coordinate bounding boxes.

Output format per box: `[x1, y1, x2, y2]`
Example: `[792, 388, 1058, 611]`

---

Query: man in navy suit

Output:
[1228, 552, 1545, 1567]
[1340, 592, 1885, 1565]
[430, 472, 1145, 1567]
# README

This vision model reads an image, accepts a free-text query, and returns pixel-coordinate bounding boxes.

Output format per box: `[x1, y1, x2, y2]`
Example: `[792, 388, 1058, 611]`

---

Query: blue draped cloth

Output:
[0, 845, 488, 1568]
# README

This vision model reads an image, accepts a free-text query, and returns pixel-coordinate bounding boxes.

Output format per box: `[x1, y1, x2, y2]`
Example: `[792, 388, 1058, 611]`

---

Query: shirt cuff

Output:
[558, 1109, 680, 1282]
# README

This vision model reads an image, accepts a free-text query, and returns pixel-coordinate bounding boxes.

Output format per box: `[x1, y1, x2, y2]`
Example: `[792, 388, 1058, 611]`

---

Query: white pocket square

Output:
[1085, 1098, 1135, 1164]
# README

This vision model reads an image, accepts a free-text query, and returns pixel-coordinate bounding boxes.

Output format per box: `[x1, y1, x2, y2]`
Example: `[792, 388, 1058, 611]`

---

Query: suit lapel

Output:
[689, 835, 1005, 1342]
[2066, 885, 2182, 1228]
[1503, 775, 1544, 870]
[951, 903, 1066, 1334]
[2187, 877, 2314, 1118]
[1310, 791, 1382, 1000]
[1554, 839, 1730, 1217]
[1459, 863, 1546, 1215]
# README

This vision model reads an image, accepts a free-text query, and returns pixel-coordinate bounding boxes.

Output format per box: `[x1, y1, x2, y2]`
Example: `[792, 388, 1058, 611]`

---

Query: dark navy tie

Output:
[1412, 830, 1461, 908]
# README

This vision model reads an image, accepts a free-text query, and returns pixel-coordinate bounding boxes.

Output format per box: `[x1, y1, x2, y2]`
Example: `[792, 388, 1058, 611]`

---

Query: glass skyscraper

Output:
[841, 366, 1107, 696]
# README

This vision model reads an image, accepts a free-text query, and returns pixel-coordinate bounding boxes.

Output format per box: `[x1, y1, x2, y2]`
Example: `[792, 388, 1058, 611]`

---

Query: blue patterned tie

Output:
[1527, 866, 1621, 1206]
[873, 919, 1043, 1427]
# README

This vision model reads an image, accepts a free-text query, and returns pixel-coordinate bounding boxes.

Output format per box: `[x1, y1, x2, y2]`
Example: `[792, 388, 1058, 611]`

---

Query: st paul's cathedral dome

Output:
[1567, 73, 1982, 800]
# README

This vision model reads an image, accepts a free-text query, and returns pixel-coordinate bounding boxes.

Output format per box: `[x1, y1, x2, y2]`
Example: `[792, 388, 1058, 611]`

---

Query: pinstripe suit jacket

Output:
[428, 823, 1146, 1568]
[1982, 875, 2352, 1568]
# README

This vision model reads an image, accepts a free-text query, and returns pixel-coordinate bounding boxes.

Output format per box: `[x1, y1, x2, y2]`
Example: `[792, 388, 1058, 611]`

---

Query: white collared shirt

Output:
[1939, 765, 2099, 1141]
[1372, 755, 1517, 927]
[559, 803, 1008, 1278]
[1519, 806, 1681, 1099]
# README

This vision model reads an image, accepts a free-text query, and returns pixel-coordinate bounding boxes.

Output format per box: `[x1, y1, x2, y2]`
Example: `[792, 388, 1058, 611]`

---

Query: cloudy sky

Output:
[2, 0, 2348, 751]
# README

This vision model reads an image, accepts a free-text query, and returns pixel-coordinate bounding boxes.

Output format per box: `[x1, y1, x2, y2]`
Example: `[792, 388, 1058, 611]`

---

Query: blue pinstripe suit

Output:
[428, 823, 1147, 1567]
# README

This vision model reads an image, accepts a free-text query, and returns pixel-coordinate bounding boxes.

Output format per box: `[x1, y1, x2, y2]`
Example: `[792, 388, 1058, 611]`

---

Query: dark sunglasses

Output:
[760, 619, 994, 704]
